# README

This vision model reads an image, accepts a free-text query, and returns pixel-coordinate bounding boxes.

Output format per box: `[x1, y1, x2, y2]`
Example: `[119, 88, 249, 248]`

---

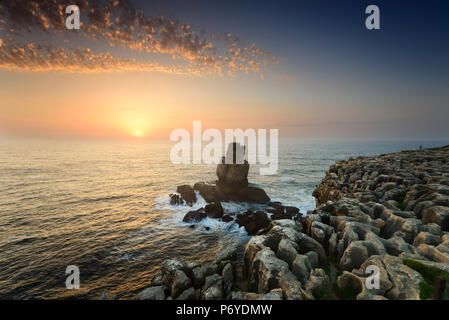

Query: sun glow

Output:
[135, 131, 141, 136]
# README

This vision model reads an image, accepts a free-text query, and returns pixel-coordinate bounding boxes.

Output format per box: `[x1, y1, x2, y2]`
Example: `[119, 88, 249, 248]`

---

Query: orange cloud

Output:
[0, 0, 278, 77]
[0, 40, 218, 75]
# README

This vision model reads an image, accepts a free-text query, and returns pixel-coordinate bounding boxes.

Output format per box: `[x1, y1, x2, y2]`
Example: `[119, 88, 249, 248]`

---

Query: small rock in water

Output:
[221, 215, 233, 222]
[254, 211, 270, 229]
[183, 208, 206, 223]
[285, 206, 300, 216]
[205, 202, 224, 218]
[136, 286, 166, 300]
[169, 193, 184, 205]
[176, 185, 197, 206]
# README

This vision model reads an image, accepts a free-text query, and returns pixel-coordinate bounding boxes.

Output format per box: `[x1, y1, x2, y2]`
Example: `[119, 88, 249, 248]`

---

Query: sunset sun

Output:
[135, 131, 141, 137]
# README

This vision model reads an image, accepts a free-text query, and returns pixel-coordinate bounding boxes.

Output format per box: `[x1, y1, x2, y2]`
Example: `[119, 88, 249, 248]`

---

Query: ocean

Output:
[0, 139, 447, 299]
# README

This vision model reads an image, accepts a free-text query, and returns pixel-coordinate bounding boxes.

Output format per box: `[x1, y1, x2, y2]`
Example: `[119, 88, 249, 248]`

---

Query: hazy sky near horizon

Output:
[0, 0, 448, 140]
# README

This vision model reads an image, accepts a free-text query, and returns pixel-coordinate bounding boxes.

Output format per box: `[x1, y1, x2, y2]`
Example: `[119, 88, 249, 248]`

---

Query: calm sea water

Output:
[0, 139, 447, 299]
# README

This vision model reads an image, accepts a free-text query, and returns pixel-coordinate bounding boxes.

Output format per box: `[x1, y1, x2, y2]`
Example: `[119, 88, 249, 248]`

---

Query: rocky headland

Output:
[134, 144, 449, 300]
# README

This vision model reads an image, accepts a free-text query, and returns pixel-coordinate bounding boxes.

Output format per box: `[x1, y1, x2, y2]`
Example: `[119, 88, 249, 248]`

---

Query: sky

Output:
[0, 0, 448, 140]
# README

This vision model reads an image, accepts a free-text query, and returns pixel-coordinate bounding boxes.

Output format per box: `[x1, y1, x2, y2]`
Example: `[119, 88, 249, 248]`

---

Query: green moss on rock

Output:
[403, 258, 449, 284]
[419, 282, 433, 300]
[403, 258, 449, 300]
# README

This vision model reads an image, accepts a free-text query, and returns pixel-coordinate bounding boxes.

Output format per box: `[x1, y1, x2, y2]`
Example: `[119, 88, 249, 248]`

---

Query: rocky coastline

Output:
[132, 144, 449, 300]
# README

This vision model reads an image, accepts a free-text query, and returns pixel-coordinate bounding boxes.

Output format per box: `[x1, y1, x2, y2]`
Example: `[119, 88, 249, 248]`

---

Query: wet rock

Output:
[254, 211, 270, 229]
[277, 238, 298, 266]
[202, 279, 223, 300]
[236, 210, 253, 226]
[176, 287, 196, 300]
[426, 223, 442, 235]
[242, 288, 283, 300]
[340, 240, 385, 271]
[205, 202, 224, 218]
[413, 231, 441, 247]
[177, 185, 197, 206]
[171, 270, 192, 298]
[423, 206, 449, 231]
[271, 219, 300, 231]
[244, 221, 260, 235]
[267, 201, 284, 210]
[336, 272, 364, 298]
[360, 255, 424, 299]
[150, 274, 163, 286]
[222, 263, 234, 284]
[230, 291, 245, 300]
[310, 221, 334, 247]
[203, 263, 219, 277]
[270, 212, 292, 221]
[381, 235, 417, 256]
[233, 262, 246, 290]
[161, 259, 186, 287]
[305, 268, 332, 299]
[217, 142, 249, 187]
[417, 244, 449, 263]
[305, 251, 319, 269]
[236, 186, 270, 204]
[312, 183, 343, 205]
[280, 270, 306, 300]
[185, 261, 201, 273]
[217, 159, 249, 187]
[194, 182, 223, 202]
[191, 266, 206, 289]
[194, 181, 270, 204]
[169, 193, 184, 205]
[136, 286, 166, 300]
[216, 244, 238, 263]
[437, 240, 449, 255]
[296, 232, 327, 264]
[221, 215, 233, 222]
[236, 210, 270, 235]
[183, 208, 206, 223]
[292, 254, 311, 284]
[204, 274, 221, 290]
[252, 247, 290, 293]
[443, 232, 449, 242]
[285, 206, 300, 216]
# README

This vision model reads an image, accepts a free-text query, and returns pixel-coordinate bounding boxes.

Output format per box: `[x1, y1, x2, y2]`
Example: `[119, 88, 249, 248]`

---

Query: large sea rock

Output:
[193, 182, 270, 204]
[175, 143, 270, 205]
